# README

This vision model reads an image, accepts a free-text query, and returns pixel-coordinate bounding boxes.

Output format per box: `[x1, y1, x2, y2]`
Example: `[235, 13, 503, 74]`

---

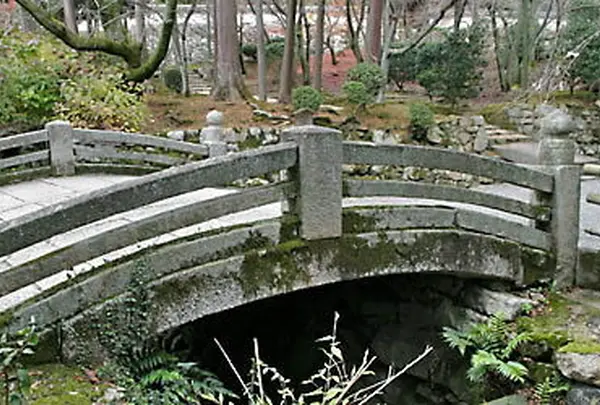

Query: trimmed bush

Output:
[162, 66, 182, 93]
[292, 86, 323, 112]
[409, 102, 435, 142]
[343, 81, 371, 107]
[241, 43, 258, 60]
[346, 63, 386, 96]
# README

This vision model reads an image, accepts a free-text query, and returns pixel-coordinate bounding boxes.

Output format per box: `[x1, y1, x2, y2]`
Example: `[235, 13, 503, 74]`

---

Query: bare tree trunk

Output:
[297, 0, 310, 85]
[488, 1, 508, 91]
[256, 0, 267, 100]
[326, 37, 337, 65]
[453, 0, 466, 31]
[377, 0, 396, 103]
[213, 0, 248, 100]
[172, 24, 187, 95]
[134, 0, 145, 43]
[313, 0, 325, 90]
[366, 0, 383, 63]
[278, 0, 297, 103]
[206, 0, 213, 60]
[517, 0, 533, 89]
[346, 0, 366, 63]
[63, 0, 77, 33]
[181, 0, 197, 97]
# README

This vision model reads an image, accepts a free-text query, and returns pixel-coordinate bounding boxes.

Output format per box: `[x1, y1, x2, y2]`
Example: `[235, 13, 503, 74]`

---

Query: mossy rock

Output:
[479, 103, 517, 131]
[28, 363, 110, 404]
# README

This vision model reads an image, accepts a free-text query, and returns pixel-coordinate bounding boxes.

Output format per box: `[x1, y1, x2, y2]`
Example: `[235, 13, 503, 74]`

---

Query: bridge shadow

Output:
[161, 273, 509, 405]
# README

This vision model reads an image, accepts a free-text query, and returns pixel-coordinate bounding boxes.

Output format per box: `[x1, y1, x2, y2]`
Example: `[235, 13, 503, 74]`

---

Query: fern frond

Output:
[501, 332, 532, 359]
[494, 361, 528, 383]
[441, 327, 471, 356]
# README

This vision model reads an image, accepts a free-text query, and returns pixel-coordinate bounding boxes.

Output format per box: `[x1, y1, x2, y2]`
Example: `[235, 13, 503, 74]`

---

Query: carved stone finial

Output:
[206, 110, 223, 126]
[540, 110, 575, 138]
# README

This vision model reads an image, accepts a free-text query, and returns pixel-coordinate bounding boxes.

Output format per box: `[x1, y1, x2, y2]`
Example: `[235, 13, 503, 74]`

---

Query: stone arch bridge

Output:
[0, 114, 589, 361]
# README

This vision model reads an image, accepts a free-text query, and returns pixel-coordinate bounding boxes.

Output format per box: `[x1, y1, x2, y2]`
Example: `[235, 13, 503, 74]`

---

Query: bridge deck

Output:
[0, 174, 598, 312]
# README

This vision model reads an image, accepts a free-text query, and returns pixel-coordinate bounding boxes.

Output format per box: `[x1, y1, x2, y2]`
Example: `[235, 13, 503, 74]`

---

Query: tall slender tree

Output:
[63, 0, 77, 33]
[366, 0, 383, 63]
[313, 0, 325, 90]
[256, 0, 267, 100]
[278, 0, 297, 102]
[213, 0, 248, 100]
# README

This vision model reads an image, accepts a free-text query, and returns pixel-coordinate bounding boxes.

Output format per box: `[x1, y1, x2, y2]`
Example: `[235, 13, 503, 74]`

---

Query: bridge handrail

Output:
[0, 143, 297, 257]
[344, 179, 550, 221]
[0, 129, 48, 152]
[586, 193, 600, 237]
[343, 141, 554, 193]
[73, 129, 209, 159]
[0, 182, 292, 297]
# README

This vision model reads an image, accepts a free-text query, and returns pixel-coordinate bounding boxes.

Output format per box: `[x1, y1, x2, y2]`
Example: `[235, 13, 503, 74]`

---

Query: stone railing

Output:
[0, 115, 230, 185]
[0, 112, 582, 301]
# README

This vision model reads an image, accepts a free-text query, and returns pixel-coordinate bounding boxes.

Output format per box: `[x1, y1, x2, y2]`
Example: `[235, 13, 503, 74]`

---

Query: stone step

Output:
[488, 133, 532, 144]
[492, 141, 598, 165]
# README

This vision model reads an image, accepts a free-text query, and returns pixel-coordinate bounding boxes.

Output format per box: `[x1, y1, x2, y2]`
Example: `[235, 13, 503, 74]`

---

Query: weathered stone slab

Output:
[566, 384, 600, 405]
[456, 209, 551, 251]
[343, 206, 456, 232]
[344, 180, 546, 220]
[556, 352, 600, 386]
[342, 141, 554, 192]
[461, 286, 534, 320]
[0, 143, 297, 257]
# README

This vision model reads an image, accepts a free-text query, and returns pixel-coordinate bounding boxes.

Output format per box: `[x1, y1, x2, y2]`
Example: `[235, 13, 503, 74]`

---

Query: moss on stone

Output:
[237, 239, 310, 297]
[342, 210, 379, 234]
[479, 103, 517, 131]
[558, 340, 600, 354]
[28, 363, 109, 404]
[279, 214, 300, 242]
[0, 309, 14, 330]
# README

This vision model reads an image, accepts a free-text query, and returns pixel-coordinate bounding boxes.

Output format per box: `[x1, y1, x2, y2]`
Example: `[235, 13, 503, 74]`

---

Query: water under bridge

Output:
[0, 114, 598, 361]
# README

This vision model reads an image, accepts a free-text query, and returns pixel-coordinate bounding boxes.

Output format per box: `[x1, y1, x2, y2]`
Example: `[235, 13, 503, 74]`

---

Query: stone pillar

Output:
[46, 120, 75, 176]
[200, 110, 227, 158]
[293, 108, 314, 126]
[281, 125, 343, 240]
[536, 110, 581, 287]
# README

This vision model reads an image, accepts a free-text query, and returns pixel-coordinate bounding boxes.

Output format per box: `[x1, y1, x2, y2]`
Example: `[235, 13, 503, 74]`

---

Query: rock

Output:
[248, 127, 262, 137]
[457, 131, 471, 145]
[474, 128, 489, 152]
[566, 384, 600, 405]
[556, 352, 600, 386]
[320, 104, 345, 114]
[166, 130, 185, 141]
[462, 287, 535, 320]
[484, 394, 528, 405]
[466, 126, 480, 134]
[206, 110, 224, 126]
[253, 109, 273, 119]
[427, 127, 444, 144]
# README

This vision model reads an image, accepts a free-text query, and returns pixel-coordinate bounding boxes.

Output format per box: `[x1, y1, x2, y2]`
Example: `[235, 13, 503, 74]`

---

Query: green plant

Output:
[442, 313, 531, 399]
[388, 46, 420, 90]
[346, 63, 386, 97]
[266, 37, 285, 61]
[217, 312, 433, 405]
[241, 43, 258, 61]
[0, 317, 38, 405]
[292, 86, 323, 112]
[162, 66, 183, 93]
[93, 261, 233, 405]
[408, 102, 435, 142]
[57, 74, 147, 132]
[117, 350, 235, 405]
[563, 0, 600, 90]
[534, 373, 570, 405]
[343, 81, 371, 110]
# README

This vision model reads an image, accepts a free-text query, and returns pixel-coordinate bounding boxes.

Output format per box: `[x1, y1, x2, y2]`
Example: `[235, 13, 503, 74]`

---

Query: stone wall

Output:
[504, 103, 600, 157]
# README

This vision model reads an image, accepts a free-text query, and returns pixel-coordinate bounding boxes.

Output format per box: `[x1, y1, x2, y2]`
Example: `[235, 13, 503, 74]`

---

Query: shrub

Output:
[57, 75, 147, 132]
[266, 38, 285, 60]
[162, 66, 183, 93]
[241, 43, 258, 60]
[292, 86, 323, 112]
[1, 317, 38, 405]
[408, 102, 435, 142]
[388, 47, 420, 90]
[343, 81, 371, 107]
[563, 0, 600, 88]
[346, 62, 386, 96]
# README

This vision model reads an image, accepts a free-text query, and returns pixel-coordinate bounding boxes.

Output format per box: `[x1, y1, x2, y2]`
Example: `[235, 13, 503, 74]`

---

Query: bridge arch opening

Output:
[156, 273, 524, 405]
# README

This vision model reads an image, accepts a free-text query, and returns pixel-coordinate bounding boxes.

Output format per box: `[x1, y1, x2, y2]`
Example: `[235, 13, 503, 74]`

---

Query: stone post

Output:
[293, 108, 314, 126]
[46, 120, 75, 176]
[281, 125, 343, 240]
[536, 110, 581, 287]
[200, 110, 227, 158]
